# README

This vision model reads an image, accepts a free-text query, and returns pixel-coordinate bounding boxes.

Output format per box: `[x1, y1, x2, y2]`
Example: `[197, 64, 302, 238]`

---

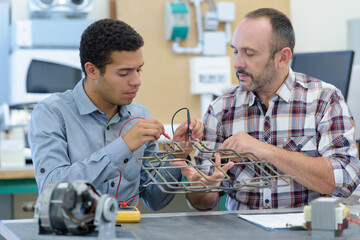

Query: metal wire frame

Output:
[137, 141, 293, 194]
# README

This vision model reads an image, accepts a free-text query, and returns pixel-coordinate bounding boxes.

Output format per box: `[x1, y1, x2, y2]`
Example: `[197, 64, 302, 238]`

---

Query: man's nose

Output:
[130, 72, 141, 86]
[234, 54, 246, 70]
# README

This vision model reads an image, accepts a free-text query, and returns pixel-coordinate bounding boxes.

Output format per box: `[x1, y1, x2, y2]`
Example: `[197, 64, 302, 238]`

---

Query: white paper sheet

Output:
[238, 212, 305, 231]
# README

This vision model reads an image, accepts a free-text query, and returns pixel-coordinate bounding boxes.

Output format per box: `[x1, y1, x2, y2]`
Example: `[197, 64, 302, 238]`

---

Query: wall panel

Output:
[119, 0, 290, 123]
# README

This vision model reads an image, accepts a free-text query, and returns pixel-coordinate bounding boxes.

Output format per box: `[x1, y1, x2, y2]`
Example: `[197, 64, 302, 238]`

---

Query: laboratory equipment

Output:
[116, 206, 141, 223]
[9, 19, 92, 106]
[189, 56, 231, 115]
[304, 197, 349, 238]
[28, 0, 93, 19]
[164, 2, 190, 41]
[34, 180, 118, 237]
[165, 0, 236, 116]
[165, 0, 235, 56]
[9, 48, 82, 105]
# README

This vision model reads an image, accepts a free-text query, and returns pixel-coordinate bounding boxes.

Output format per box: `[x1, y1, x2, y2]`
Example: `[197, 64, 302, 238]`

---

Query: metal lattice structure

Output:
[137, 141, 293, 194]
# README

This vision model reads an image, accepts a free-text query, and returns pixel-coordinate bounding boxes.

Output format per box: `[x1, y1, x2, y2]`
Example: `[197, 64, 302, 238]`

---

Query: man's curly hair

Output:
[80, 19, 144, 76]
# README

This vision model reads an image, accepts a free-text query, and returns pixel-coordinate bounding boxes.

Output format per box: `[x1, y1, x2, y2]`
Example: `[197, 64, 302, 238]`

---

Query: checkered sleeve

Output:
[317, 91, 360, 197]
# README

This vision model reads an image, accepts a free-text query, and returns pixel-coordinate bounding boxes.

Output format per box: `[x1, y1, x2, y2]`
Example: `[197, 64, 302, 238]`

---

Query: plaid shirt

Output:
[198, 68, 360, 210]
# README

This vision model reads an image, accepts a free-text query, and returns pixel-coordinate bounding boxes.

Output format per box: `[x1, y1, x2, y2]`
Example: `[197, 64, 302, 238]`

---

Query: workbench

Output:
[0, 165, 37, 220]
[0, 165, 37, 194]
[1, 209, 360, 240]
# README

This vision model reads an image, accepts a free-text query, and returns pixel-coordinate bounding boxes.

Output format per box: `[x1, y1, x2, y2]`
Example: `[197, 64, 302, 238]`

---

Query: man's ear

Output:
[84, 62, 99, 80]
[278, 47, 292, 68]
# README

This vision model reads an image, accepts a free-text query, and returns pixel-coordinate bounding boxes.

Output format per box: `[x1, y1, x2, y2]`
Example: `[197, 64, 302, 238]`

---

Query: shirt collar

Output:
[276, 67, 296, 103]
[247, 91, 257, 107]
[73, 79, 101, 115]
[118, 105, 131, 118]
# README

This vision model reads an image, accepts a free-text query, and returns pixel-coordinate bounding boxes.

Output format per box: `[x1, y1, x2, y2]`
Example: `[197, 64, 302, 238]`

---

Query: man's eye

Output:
[118, 72, 128, 77]
[245, 50, 254, 56]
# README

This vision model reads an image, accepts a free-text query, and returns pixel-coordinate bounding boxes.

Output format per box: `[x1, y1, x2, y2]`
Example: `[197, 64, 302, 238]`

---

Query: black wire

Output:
[127, 187, 147, 201]
[171, 107, 191, 137]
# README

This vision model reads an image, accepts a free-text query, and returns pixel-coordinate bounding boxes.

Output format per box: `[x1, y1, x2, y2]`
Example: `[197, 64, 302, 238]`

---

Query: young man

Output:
[28, 19, 203, 211]
[175, 8, 360, 210]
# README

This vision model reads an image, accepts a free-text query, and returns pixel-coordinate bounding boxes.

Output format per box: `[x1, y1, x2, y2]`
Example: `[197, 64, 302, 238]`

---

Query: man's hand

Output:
[173, 118, 204, 142]
[219, 131, 268, 160]
[122, 119, 165, 152]
[170, 154, 234, 187]
[172, 118, 204, 158]
[172, 154, 234, 210]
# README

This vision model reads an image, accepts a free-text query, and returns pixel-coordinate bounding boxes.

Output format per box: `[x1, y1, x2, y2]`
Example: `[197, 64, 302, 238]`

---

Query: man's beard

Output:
[236, 58, 277, 92]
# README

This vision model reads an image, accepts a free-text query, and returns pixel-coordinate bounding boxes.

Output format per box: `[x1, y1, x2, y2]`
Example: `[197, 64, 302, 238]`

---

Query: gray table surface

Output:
[1, 208, 360, 240]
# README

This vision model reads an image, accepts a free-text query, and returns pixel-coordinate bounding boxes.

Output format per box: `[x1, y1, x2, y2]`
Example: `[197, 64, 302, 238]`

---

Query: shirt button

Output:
[265, 116, 270, 121]
[106, 126, 110, 130]
[111, 182, 115, 187]
[265, 199, 270, 204]
[40, 168, 45, 173]
[123, 158, 129, 163]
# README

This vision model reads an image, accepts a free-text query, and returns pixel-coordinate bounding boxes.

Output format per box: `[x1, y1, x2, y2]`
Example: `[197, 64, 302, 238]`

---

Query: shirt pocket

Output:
[281, 135, 319, 157]
[123, 145, 145, 182]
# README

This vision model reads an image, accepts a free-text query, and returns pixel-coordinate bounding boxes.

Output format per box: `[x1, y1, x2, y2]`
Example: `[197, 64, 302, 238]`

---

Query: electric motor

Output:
[34, 180, 117, 235]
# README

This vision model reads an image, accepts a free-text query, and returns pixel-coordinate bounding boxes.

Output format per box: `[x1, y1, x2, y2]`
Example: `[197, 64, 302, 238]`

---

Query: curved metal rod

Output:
[137, 141, 293, 194]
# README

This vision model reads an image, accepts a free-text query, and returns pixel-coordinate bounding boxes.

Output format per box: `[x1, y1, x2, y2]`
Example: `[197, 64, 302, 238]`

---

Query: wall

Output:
[290, 0, 360, 53]
[119, 0, 290, 123]
[290, 0, 360, 139]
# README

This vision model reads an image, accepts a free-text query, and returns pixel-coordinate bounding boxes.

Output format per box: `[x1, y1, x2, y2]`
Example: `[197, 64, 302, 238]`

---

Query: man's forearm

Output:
[263, 144, 335, 194]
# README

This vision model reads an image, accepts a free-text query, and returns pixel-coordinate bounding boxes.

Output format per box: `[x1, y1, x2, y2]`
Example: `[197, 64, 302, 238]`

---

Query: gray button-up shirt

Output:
[28, 79, 180, 210]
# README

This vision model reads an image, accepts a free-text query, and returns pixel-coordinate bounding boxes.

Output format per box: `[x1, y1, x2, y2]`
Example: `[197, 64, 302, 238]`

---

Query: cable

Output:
[126, 187, 146, 201]
[170, 107, 192, 139]
[118, 117, 145, 137]
[116, 117, 144, 203]
[119, 198, 139, 208]
[115, 172, 122, 200]
[116, 171, 141, 208]
[347, 216, 360, 226]
[116, 116, 171, 204]
[115, 170, 140, 208]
